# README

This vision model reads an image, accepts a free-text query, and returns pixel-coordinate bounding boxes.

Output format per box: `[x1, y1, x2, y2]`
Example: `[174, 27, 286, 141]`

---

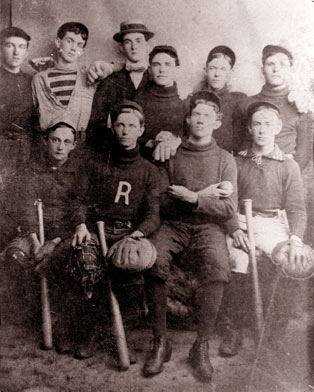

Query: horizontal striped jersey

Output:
[47, 70, 77, 106]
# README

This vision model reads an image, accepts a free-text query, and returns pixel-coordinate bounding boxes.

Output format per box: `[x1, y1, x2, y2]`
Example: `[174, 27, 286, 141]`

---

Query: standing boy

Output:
[143, 91, 237, 382]
[32, 22, 95, 143]
[0, 26, 36, 248]
[219, 101, 307, 357]
[135, 45, 187, 161]
[87, 20, 154, 150]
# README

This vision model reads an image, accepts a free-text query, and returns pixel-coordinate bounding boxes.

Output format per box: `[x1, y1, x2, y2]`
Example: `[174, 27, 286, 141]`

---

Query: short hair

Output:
[149, 45, 180, 66]
[112, 100, 145, 126]
[0, 27, 31, 47]
[46, 121, 77, 141]
[189, 90, 221, 119]
[57, 22, 88, 47]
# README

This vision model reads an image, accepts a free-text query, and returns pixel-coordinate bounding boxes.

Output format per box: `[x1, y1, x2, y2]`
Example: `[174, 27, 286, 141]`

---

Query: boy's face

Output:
[113, 111, 144, 150]
[1, 36, 28, 72]
[206, 57, 232, 91]
[186, 103, 221, 144]
[262, 53, 291, 88]
[122, 32, 148, 63]
[55, 32, 85, 64]
[47, 127, 76, 165]
[150, 52, 177, 87]
[249, 109, 282, 148]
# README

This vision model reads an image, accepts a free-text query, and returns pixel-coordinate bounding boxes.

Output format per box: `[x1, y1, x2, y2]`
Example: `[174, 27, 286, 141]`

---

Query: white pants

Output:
[227, 211, 290, 274]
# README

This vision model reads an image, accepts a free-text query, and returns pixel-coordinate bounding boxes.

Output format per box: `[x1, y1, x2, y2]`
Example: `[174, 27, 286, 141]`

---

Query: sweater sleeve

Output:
[196, 153, 238, 218]
[136, 164, 160, 237]
[294, 111, 313, 171]
[283, 159, 307, 239]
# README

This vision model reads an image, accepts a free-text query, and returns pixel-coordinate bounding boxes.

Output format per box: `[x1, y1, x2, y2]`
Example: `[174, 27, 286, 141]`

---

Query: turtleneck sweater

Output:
[238, 84, 313, 171]
[0, 66, 35, 136]
[89, 143, 160, 236]
[203, 84, 247, 153]
[160, 138, 237, 224]
[135, 81, 188, 148]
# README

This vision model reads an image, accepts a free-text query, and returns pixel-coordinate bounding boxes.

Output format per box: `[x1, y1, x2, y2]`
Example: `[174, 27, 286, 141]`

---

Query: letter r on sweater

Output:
[114, 181, 131, 205]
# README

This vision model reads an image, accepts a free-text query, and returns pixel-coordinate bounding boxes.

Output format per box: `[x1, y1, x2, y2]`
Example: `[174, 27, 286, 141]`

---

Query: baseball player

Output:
[75, 100, 160, 364]
[219, 101, 307, 357]
[142, 90, 237, 382]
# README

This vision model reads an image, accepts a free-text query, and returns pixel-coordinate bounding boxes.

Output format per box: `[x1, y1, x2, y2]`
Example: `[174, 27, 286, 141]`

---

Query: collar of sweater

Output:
[238, 144, 286, 164]
[0, 66, 24, 77]
[111, 143, 140, 164]
[147, 81, 179, 99]
[181, 137, 217, 152]
[205, 84, 229, 97]
[52, 62, 78, 73]
[260, 84, 289, 98]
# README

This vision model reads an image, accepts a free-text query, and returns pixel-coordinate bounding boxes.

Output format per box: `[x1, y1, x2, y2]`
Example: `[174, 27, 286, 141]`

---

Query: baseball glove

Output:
[66, 234, 105, 298]
[271, 240, 314, 280]
[107, 237, 157, 272]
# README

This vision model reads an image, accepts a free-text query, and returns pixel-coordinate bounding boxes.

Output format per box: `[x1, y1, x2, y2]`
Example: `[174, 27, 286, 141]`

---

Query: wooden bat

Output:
[97, 221, 130, 370]
[35, 199, 53, 350]
[243, 199, 264, 342]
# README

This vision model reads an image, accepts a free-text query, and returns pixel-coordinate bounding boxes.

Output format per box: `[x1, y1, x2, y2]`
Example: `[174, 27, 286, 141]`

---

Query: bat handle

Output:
[97, 221, 108, 257]
[243, 199, 255, 250]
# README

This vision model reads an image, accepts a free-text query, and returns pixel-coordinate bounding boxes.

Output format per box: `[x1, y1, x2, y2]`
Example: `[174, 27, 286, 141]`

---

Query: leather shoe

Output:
[188, 338, 213, 382]
[74, 334, 97, 360]
[219, 327, 242, 357]
[143, 336, 172, 377]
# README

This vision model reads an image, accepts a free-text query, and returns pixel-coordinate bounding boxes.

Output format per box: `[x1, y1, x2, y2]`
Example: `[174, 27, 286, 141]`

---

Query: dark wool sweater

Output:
[17, 154, 89, 239]
[236, 84, 313, 171]
[87, 67, 150, 150]
[89, 144, 160, 237]
[203, 84, 247, 153]
[225, 145, 307, 239]
[135, 81, 188, 147]
[0, 66, 35, 136]
[160, 138, 237, 225]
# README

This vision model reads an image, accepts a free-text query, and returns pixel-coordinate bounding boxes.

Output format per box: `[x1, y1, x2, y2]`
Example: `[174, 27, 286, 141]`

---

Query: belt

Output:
[107, 219, 133, 229]
[239, 208, 283, 218]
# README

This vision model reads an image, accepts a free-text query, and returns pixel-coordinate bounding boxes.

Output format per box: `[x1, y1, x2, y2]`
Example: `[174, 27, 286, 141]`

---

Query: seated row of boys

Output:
[7, 90, 307, 383]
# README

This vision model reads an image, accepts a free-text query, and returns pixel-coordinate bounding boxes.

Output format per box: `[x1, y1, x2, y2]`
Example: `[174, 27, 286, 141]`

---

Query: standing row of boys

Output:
[0, 19, 312, 384]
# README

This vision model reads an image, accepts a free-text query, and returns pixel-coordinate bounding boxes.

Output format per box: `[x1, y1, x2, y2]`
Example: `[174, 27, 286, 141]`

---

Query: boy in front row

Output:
[219, 101, 307, 357]
[143, 91, 237, 382]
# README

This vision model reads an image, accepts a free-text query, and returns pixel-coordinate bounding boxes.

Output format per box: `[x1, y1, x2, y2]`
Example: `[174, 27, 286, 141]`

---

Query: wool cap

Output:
[262, 45, 293, 65]
[46, 120, 77, 139]
[0, 26, 31, 43]
[113, 19, 154, 42]
[112, 100, 145, 124]
[206, 45, 236, 68]
[190, 90, 221, 111]
[149, 45, 180, 66]
[247, 101, 281, 120]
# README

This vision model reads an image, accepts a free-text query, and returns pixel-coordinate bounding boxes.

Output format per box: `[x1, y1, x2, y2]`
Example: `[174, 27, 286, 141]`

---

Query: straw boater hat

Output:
[113, 19, 154, 43]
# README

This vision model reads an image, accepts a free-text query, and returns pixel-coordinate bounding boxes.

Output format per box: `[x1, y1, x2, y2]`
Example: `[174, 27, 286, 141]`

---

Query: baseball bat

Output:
[243, 199, 264, 342]
[35, 199, 53, 350]
[97, 221, 130, 370]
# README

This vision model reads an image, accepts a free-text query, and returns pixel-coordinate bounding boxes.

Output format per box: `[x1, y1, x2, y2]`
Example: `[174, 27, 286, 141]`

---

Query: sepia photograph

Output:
[1, 0, 314, 391]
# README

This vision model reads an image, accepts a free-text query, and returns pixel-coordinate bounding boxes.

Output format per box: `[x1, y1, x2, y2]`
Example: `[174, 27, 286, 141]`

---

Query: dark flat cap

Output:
[206, 45, 236, 68]
[0, 26, 31, 43]
[190, 90, 221, 110]
[247, 101, 281, 119]
[149, 45, 180, 65]
[113, 19, 154, 43]
[115, 100, 144, 115]
[262, 45, 293, 64]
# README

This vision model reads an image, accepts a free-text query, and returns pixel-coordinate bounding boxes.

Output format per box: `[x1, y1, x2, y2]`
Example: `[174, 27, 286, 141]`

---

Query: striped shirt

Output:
[47, 70, 77, 106]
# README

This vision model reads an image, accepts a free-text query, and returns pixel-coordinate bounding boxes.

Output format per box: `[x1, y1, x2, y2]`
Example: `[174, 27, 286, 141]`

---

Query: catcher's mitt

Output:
[271, 240, 314, 280]
[5, 236, 31, 266]
[108, 237, 156, 272]
[66, 234, 105, 298]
